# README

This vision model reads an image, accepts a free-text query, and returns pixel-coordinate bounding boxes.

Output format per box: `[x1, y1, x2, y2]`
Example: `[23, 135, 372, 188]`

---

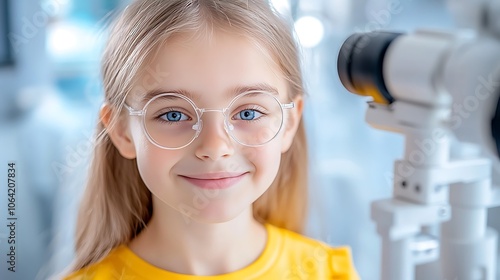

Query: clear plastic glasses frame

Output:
[124, 90, 295, 150]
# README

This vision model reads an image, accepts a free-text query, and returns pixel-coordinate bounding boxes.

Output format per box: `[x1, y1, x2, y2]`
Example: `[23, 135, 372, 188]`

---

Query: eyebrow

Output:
[140, 83, 280, 103]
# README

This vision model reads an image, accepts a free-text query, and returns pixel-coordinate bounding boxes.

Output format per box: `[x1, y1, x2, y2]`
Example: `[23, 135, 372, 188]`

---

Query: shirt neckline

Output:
[116, 223, 280, 279]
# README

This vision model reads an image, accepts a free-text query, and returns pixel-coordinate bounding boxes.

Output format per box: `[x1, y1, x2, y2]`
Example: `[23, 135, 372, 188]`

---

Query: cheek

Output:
[128, 120, 172, 189]
[244, 141, 282, 190]
[135, 144, 183, 193]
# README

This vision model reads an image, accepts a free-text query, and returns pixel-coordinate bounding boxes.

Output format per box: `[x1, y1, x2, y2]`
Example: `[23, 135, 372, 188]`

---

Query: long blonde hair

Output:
[69, 0, 308, 273]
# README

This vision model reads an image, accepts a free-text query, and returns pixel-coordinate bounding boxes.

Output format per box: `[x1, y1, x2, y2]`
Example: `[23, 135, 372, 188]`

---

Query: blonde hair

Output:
[68, 0, 308, 273]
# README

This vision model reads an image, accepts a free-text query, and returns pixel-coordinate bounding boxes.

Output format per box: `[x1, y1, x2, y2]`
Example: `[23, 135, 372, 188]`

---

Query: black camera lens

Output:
[337, 31, 403, 104]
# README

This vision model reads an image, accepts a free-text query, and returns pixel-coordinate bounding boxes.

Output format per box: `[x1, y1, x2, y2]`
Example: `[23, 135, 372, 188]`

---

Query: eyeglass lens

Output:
[143, 92, 284, 148]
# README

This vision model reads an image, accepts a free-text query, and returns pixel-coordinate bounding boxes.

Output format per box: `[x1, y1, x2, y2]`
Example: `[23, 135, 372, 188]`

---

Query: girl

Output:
[62, 0, 359, 279]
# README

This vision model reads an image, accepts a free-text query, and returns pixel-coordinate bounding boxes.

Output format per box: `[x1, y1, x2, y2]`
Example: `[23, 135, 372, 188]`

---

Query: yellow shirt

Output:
[65, 224, 359, 279]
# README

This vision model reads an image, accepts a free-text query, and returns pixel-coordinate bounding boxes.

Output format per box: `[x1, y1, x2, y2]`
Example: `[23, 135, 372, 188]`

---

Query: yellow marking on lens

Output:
[353, 85, 390, 104]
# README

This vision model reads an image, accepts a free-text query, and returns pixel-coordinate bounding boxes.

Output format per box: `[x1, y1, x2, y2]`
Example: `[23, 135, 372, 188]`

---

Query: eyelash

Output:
[232, 105, 267, 120]
[154, 108, 193, 124]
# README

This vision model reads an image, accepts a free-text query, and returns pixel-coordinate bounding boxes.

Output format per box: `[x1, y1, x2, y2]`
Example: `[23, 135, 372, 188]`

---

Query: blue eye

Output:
[160, 111, 189, 122]
[235, 109, 263, 121]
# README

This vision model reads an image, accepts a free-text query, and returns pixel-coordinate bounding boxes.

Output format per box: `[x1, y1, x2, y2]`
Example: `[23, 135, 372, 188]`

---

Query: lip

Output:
[179, 172, 248, 190]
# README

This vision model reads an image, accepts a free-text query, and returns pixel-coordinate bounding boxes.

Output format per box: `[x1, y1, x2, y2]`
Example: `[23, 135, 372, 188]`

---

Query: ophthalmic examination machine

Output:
[337, 0, 500, 279]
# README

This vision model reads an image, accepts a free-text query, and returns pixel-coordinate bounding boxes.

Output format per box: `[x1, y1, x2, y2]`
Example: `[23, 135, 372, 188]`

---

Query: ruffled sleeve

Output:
[329, 247, 360, 279]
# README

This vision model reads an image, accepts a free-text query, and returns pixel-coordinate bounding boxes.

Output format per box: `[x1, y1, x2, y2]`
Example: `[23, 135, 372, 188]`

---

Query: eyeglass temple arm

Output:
[282, 102, 295, 109]
[123, 103, 144, 116]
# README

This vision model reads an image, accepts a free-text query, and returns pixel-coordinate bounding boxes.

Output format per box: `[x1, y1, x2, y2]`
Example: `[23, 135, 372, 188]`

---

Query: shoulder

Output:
[267, 224, 360, 279]
[62, 247, 128, 280]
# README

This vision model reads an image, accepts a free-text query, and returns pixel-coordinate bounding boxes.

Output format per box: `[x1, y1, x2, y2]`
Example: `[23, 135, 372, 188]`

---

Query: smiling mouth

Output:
[179, 172, 248, 189]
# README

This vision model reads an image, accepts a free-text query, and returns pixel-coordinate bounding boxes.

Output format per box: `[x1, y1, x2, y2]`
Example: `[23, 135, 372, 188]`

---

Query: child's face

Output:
[110, 30, 302, 223]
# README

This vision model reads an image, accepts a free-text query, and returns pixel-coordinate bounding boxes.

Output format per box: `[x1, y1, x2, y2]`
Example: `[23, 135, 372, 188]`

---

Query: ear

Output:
[281, 95, 304, 153]
[100, 103, 137, 159]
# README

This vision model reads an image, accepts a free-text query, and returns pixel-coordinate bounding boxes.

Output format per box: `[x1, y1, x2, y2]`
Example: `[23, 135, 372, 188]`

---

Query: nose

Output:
[194, 112, 234, 161]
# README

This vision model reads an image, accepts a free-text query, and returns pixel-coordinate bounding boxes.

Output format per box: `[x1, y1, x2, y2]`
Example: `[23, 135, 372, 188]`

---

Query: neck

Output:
[128, 196, 267, 275]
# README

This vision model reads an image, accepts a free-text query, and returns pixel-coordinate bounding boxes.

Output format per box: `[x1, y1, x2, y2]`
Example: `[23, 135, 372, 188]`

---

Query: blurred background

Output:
[0, 0, 494, 279]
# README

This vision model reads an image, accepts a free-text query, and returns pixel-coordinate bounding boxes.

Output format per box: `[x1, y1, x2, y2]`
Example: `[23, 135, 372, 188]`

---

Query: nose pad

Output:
[224, 119, 234, 133]
[192, 120, 203, 138]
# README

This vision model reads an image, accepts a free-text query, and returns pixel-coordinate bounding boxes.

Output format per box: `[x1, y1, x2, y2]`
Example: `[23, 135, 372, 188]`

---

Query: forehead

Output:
[130, 30, 288, 105]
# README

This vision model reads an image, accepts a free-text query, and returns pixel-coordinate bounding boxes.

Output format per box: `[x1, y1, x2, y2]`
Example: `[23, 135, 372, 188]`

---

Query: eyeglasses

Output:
[124, 90, 294, 149]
